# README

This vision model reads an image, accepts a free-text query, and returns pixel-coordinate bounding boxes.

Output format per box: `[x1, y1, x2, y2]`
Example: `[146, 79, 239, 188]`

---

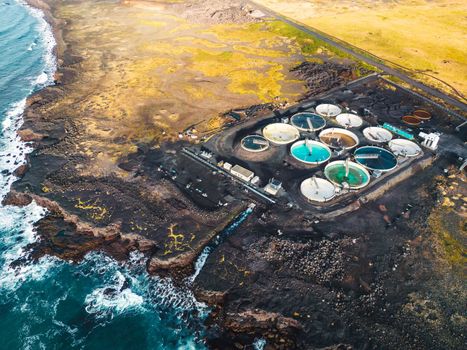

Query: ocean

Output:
[0, 2, 209, 349]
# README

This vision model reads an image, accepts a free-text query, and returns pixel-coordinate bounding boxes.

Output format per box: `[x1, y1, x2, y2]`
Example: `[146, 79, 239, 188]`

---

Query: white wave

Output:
[19, 0, 56, 89]
[1, 5, 209, 344]
[188, 246, 211, 283]
[0, 99, 32, 199]
[27, 42, 37, 51]
[0, 0, 57, 198]
[35, 71, 48, 85]
[84, 269, 144, 317]
[0, 0, 58, 294]
[83, 251, 209, 321]
[253, 338, 267, 350]
[188, 206, 253, 283]
[22, 332, 47, 350]
[0, 202, 55, 293]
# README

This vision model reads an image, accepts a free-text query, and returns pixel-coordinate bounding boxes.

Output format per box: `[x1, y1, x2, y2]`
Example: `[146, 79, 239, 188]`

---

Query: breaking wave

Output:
[1, 1, 207, 349]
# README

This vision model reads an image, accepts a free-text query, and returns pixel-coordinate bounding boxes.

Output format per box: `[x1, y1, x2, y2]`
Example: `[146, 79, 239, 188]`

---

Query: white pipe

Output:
[312, 175, 319, 188]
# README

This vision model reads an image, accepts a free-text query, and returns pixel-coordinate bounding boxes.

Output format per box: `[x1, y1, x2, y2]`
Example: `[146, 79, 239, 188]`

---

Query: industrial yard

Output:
[168, 74, 464, 219]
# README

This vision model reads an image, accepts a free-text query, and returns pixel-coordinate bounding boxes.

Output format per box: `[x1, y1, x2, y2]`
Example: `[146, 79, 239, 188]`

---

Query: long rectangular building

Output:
[230, 164, 254, 182]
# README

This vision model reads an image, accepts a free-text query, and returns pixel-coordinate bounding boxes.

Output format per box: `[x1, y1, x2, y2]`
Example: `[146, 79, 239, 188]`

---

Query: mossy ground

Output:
[53, 1, 359, 175]
[255, 0, 467, 97]
[428, 171, 467, 273]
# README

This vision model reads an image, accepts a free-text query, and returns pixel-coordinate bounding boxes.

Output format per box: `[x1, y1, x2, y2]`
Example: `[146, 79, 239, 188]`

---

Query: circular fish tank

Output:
[402, 115, 421, 126]
[263, 123, 300, 145]
[241, 135, 269, 152]
[363, 127, 393, 143]
[324, 160, 370, 190]
[389, 139, 422, 157]
[301, 177, 336, 202]
[290, 112, 326, 132]
[319, 128, 359, 150]
[354, 146, 398, 172]
[336, 113, 363, 128]
[316, 104, 342, 117]
[414, 109, 431, 121]
[290, 140, 332, 165]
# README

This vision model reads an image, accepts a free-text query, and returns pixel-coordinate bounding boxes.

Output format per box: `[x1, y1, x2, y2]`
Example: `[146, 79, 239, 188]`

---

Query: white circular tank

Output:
[301, 177, 336, 202]
[388, 139, 422, 157]
[363, 127, 393, 143]
[262, 123, 300, 145]
[316, 104, 342, 117]
[336, 113, 363, 128]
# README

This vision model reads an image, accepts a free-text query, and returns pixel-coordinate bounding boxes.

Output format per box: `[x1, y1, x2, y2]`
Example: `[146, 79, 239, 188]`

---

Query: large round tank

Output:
[319, 128, 359, 150]
[241, 135, 269, 152]
[290, 140, 332, 165]
[324, 160, 370, 189]
[335, 113, 363, 128]
[262, 123, 300, 145]
[354, 146, 398, 172]
[413, 109, 431, 121]
[290, 112, 326, 132]
[301, 177, 336, 202]
[388, 139, 422, 157]
[363, 127, 393, 143]
[316, 104, 342, 117]
[402, 115, 421, 126]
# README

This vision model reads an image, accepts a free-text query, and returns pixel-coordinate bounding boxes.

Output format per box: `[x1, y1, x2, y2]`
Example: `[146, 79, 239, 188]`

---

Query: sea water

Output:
[0, 2, 208, 349]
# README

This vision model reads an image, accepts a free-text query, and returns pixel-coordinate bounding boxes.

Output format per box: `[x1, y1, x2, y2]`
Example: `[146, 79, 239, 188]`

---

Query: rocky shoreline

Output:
[8, 0, 314, 346]
[7, 1, 466, 349]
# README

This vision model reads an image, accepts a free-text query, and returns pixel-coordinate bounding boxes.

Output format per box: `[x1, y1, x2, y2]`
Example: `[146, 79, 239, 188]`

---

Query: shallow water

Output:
[325, 163, 369, 188]
[291, 142, 330, 164]
[0, 2, 207, 349]
[354, 146, 397, 171]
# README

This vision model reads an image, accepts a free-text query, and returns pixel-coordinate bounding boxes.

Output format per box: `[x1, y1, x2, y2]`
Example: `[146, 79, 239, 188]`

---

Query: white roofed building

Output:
[230, 164, 254, 182]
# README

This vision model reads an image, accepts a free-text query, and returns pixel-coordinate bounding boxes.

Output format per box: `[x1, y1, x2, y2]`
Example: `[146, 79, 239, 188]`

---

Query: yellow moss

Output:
[50, 0, 312, 176]
[75, 198, 109, 221]
[428, 210, 466, 269]
[232, 45, 288, 58]
[204, 23, 280, 45]
[183, 85, 212, 99]
[138, 19, 166, 28]
[442, 197, 455, 207]
[174, 37, 227, 49]
[41, 185, 50, 193]
[254, 0, 467, 96]
[190, 49, 284, 101]
[206, 115, 226, 131]
[163, 224, 193, 255]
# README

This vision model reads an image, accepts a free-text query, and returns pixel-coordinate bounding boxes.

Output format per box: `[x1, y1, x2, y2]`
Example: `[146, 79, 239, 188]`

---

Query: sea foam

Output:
[0, 0, 57, 292]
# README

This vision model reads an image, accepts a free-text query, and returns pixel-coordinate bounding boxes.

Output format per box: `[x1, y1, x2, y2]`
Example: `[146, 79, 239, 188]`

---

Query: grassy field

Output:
[254, 0, 467, 99]
[48, 0, 368, 176]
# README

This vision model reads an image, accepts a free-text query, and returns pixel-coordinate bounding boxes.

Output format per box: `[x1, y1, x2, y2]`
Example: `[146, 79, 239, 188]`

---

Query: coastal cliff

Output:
[8, 1, 466, 349]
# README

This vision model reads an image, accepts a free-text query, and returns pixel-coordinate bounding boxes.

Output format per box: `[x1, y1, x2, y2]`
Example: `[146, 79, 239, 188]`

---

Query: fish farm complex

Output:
[3, 1, 466, 348]
[172, 74, 461, 219]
